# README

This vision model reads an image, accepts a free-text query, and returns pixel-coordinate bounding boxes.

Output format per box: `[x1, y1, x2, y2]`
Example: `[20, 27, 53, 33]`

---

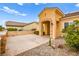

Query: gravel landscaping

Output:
[17, 38, 79, 56]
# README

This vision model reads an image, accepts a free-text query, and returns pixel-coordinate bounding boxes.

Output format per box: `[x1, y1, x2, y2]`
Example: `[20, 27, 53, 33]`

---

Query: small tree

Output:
[63, 20, 79, 50]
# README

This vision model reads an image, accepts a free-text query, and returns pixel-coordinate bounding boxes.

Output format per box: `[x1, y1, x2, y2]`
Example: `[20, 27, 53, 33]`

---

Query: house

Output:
[39, 7, 79, 39]
[23, 22, 39, 31]
[6, 21, 27, 30]
[6, 21, 39, 31]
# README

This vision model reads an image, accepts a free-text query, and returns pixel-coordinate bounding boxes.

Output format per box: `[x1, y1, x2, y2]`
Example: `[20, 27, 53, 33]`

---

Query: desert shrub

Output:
[34, 31, 39, 35]
[64, 20, 79, 50]
[7, 28, 17, 31]
[34, 31, 45, 35]
[18, 29, 23, 31]
[31, 29, 36, 31]
[48, 37, 51, 46]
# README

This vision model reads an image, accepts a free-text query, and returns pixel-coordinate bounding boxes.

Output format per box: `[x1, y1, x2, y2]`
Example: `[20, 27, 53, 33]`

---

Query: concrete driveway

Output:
[4, 34, 49, 56]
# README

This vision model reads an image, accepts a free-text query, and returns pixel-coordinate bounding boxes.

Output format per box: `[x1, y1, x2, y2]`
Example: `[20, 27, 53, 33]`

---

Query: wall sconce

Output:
[51, 23, 53, 25]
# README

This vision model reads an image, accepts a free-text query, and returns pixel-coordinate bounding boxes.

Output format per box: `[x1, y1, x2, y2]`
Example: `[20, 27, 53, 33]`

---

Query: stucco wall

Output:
[39, 8, 64, 39]
[60, 16, 79, 36]
[23, 23, 39, 31]
[61, 16, 79, 29]
[7, 31, 34, 36]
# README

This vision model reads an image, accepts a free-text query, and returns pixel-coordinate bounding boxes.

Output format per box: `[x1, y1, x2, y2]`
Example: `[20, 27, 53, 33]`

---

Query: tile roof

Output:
[6, 21, 38, 27]
[6, 21, 27, 27]
[63, 11, 79, 18]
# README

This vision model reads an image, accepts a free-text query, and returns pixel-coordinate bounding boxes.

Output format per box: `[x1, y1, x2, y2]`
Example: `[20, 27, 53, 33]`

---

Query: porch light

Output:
[51, 23, 53, 25]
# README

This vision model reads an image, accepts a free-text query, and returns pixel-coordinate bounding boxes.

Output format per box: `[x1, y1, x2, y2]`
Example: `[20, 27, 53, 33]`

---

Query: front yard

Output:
[17, 38, 79, 56]
[1, 34, 79, 56]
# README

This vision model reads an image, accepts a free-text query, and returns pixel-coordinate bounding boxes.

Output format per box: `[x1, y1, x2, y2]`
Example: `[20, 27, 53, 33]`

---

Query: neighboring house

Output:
[23, 22, 39, 31]
[39, 7, 79, 39]
[6, 21, 27, 30]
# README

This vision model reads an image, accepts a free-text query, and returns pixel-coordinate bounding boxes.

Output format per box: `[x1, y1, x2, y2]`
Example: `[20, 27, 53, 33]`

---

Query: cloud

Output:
[34, 3, 47, 6]
[17, 3, 24, 6]
[1, 6, 27, 16]
[75, 3, 79, 7]
[34, 3, 39, 5]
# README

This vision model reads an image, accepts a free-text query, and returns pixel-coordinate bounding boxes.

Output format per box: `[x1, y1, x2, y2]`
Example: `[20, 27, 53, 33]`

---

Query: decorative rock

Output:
[58, 44, 64, 49]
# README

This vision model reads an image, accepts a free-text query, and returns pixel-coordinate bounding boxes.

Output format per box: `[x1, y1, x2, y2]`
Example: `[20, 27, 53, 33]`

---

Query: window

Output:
[69, 21, 74, 25]
[64, 22, 69, 29]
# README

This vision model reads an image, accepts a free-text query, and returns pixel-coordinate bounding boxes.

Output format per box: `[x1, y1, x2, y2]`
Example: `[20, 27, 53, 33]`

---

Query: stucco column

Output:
[52, 20, 56, 39]
[50, 18, 56, 39]
[50, 21, 53, 38]
[39, 22, 43, 36]
[44, 23, 48, 35]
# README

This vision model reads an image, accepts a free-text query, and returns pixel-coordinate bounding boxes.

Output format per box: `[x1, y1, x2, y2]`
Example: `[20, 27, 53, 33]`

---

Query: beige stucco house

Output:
[39, 7, 79, 39]
[6, 21, 39, 31]
[6, 21, 27, 30]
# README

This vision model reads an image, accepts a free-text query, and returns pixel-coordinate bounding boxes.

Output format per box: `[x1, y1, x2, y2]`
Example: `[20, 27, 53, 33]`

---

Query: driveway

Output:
[4, 34, 49, 56]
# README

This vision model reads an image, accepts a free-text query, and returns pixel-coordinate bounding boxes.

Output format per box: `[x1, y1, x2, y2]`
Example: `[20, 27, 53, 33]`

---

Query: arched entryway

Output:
[39, 8, 64, 39]
[42, 21, 50, 35]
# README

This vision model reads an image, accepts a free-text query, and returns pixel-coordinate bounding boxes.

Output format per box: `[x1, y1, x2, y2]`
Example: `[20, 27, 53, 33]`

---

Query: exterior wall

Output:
[39, 8, 64, 39]
[55, 10, 63, 38]
[39, 9, 55, 22]
[8, 31, 34, 36]
[39, 9, 56, 38]
[23, 23, 39, 31]
[61, 16, 79, 36]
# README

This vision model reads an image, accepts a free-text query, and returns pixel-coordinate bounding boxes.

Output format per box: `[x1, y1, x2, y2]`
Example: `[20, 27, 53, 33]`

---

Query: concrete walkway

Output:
[3, 34, 49, 56]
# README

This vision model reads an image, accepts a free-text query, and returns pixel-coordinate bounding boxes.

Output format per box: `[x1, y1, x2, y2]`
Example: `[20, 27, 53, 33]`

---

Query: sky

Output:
[0, 3, 79, 27]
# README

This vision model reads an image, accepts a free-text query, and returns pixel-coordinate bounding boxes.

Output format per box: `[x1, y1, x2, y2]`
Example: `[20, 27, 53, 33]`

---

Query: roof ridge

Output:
[6, 21, 27, 24]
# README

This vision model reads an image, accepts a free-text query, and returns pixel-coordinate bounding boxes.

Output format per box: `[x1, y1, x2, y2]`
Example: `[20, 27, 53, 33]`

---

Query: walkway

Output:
[3, 34, 49, 56]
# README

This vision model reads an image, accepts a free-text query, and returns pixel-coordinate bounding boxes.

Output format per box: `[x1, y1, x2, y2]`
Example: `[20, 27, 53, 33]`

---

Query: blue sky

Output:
[0, 3, 79, 27]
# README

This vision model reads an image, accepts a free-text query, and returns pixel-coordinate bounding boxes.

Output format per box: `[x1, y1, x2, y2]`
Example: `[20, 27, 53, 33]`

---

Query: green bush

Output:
[34, 31, 45, 35]
[34, 31, 39, 35]
[64, 20, 79, 50]
[18, 29, 23, 31]
[7, 28, 17, 31]
[31, 29, 36, 31]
